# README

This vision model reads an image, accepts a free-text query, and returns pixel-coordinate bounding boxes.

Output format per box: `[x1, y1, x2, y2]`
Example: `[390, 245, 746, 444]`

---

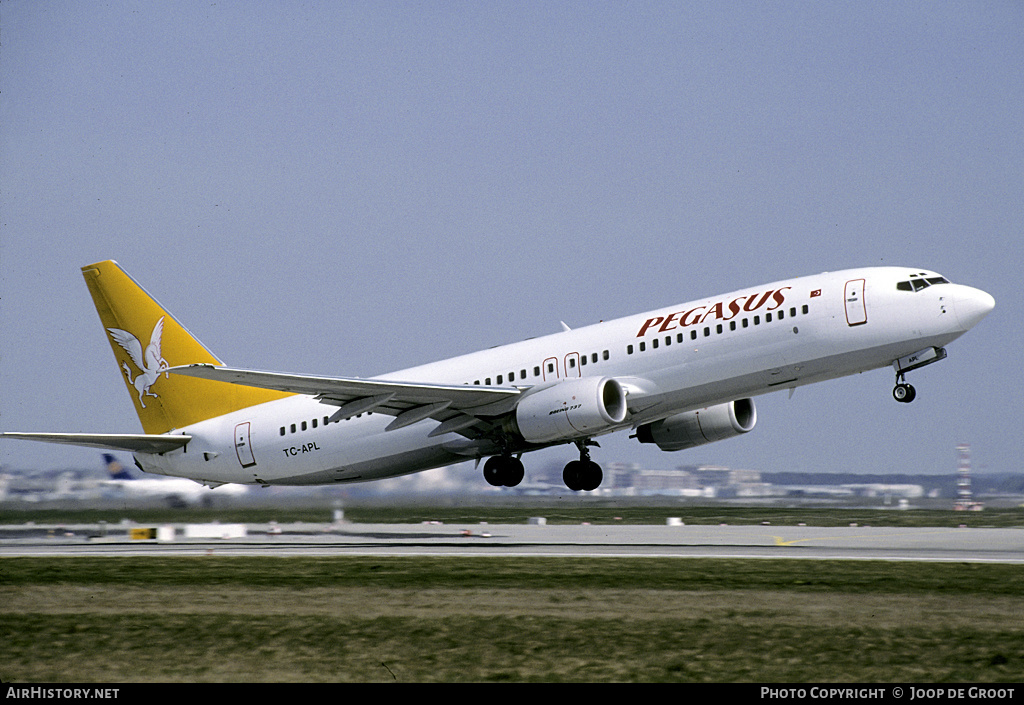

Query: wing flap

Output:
[0, 433, 191, 454]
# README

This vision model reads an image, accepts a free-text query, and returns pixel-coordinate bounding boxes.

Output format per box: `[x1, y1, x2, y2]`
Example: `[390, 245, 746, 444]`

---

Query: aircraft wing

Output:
[0, 433, 192, 454]
[169, 364, 523, 436]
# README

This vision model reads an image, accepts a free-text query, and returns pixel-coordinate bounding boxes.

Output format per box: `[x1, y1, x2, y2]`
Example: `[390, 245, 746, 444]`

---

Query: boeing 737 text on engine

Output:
[2, 261, 994, 492]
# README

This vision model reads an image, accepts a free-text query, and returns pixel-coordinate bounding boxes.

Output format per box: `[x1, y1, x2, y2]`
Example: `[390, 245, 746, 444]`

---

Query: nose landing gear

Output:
[891, 347, 947, 404]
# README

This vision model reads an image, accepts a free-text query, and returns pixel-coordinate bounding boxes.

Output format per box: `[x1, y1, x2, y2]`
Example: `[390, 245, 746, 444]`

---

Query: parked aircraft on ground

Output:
[99, 452, 246, 506]
[2, 260, 993, 492]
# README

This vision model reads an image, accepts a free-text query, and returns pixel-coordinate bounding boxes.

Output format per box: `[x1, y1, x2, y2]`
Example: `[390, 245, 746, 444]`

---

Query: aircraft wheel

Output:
[564, 459, 602, 491]
[580, 461, 603, 491]
[483, 456, 505, 486]
[503, 457, 525, 487]
[563, 460, 584, 491]
[893, 383, 917, 403]
[484, 456, 525, 487]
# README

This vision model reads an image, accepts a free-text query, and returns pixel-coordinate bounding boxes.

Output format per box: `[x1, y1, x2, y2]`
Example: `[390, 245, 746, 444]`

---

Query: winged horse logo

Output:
[107, 317, 170, 408]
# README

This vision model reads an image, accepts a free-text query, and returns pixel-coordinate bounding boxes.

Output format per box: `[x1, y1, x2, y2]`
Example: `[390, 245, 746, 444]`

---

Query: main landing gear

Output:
[892, 373, 917, 404]
[563, 439, 603, 492]
[482, 439, 604, 491]
[483, 454, 525, 488]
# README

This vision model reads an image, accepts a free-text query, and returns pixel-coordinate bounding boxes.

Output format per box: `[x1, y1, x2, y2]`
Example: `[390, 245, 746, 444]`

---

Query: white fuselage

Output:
[137, 267, 993, 486]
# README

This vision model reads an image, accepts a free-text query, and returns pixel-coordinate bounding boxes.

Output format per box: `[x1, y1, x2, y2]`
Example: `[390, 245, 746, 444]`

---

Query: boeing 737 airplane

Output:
[2, 260, 993, 492]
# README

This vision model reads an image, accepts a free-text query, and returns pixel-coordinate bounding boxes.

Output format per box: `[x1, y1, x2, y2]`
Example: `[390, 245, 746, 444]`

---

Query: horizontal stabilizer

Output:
[0, 432, 191, 454]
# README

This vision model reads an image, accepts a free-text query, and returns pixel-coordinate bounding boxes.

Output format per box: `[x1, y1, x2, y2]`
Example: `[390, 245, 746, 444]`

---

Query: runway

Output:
[4, 521, 1024, 562]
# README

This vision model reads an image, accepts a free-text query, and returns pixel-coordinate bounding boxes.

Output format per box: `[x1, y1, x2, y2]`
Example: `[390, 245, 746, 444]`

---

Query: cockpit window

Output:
[897, 275, 950, 292]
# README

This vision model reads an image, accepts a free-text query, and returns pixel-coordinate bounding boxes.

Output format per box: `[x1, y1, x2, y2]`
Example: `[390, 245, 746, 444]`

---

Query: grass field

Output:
[3, 556, 1023, 682]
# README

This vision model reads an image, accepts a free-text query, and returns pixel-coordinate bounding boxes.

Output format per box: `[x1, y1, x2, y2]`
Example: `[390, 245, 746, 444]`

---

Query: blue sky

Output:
[1, 1, 1020, 480]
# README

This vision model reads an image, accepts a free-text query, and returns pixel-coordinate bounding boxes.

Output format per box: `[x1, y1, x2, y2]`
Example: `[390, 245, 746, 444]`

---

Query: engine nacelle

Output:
[635, 399, 756, 452]
[515, 377, 628, 444]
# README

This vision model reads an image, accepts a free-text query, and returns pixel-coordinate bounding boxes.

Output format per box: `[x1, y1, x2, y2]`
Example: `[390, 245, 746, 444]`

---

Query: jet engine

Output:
[514, 377, 628, 444]
[634, 399, 756, 451]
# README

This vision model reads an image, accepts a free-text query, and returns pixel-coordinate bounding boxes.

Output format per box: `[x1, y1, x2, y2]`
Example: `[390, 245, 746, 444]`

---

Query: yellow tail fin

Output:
[82, 260, 292, 434]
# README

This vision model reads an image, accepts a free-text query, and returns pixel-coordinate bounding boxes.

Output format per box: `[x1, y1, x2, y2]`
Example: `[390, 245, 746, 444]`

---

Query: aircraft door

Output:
[845, 279, 867, 326]
[234, 422, 257, 468]
[542, 357, 559, 382]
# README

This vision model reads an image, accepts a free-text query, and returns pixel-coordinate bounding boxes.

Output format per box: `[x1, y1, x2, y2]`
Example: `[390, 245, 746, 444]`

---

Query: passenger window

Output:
[627, 345, 634, 355]
[603, 350, 609, 360]
[766, 313, 773, 322]
[534, 366, 541, 377]
[802, 305, 809, 314]
[280, 427, 286, 436]
[691, 330, 697, 340]
[592, 353, 598, 363]
[742, 318, 749, 328]
[730, 321, 736, 331]
[652, 339, 658, 349]
[703, 327, 710, 337]
[497, 375, 503, 384]
[639, 342, 646, 352]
